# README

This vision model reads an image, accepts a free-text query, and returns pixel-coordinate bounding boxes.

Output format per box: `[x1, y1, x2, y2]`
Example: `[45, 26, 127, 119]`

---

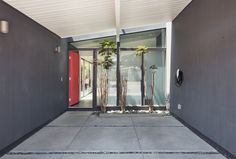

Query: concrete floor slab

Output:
[48, 112, 90, 127]
[132, 116, 183, 127]
[13, 127, 80, 151]
[136, 126, 216, 152]
[68, 127, 140, 151]
[2, 111, 227, 159]
[85, 115, 133, 127]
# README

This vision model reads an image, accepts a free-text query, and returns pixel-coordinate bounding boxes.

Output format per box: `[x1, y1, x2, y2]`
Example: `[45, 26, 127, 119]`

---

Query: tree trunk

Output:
[141, 53, 145, 105]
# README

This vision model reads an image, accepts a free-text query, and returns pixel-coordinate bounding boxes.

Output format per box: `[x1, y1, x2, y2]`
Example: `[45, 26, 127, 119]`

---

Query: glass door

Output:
[77, 50, 93, 108]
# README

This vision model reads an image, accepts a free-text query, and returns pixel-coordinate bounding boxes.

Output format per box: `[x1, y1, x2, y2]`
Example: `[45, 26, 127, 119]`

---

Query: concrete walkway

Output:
[2, 111, 226, 159]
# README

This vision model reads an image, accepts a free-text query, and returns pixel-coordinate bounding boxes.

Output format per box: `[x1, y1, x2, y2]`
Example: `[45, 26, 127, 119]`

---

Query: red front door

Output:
[69, 51, 80, 106]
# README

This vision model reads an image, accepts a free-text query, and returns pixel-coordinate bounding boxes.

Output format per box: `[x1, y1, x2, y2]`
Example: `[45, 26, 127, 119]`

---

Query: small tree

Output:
[98, 40, 116, 113]
[135, 45, 149, 107]
[135, 45, 148, 56]
[119, 74, 128, 113]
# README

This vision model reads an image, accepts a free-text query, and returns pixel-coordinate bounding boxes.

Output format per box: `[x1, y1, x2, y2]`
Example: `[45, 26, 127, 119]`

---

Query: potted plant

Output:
[98, 40, 116, 113]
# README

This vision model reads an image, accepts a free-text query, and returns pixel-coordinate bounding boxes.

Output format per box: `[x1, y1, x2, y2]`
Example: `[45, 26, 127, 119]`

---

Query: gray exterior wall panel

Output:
[0, 1, 68, 151]
[171, 0, 236, 156]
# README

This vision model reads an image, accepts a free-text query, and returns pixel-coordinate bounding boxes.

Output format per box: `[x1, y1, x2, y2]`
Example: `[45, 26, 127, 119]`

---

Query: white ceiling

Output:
[4, 0, 192, 38]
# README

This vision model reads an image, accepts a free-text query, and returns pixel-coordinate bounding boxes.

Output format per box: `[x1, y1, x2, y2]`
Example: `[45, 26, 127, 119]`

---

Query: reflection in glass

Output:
[81, 59, 93, 97]
[77, 51, 93, 108]
[144, 50, 166, 106]
[120, 51, 142, 106]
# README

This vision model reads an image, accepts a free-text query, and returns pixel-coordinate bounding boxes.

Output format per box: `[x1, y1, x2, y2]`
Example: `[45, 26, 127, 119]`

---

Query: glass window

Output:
[71, 29, 167, 108]
[120, 51, 142, 106]
[144, 50, 166, 106]
[97, 53, 117, 106]
[71, 36, 116, 48]
[120, 29, 166, 48]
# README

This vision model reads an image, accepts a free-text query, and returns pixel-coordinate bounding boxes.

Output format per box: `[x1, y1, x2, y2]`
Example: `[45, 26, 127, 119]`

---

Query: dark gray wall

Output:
[171, 0, 236, 156]
[0, 1, 68, 151]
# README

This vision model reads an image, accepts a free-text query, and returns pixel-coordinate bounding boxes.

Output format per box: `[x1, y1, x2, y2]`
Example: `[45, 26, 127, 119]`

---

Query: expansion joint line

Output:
[65, 113, 92, 150]
[8, 151, 220, 155]
[130, 115, 145, 159]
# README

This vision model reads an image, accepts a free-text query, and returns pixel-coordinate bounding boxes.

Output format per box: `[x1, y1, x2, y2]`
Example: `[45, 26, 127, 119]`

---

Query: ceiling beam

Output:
[115, 0, 120, 42]
[67, 23, 166, 42]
